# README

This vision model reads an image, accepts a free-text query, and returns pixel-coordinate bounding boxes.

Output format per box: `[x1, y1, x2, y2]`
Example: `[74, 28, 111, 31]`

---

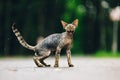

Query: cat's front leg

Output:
[66, 49, 74, 67]
[54, 47, 61, 67]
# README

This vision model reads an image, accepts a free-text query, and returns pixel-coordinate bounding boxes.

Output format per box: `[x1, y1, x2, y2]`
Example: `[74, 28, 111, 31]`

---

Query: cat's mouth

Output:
[67, 31, 74, 35]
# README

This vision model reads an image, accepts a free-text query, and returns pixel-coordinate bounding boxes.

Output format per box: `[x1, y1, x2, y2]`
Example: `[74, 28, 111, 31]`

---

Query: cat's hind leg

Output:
[33, 56, 43, 67]
[39, 51, 51, 67]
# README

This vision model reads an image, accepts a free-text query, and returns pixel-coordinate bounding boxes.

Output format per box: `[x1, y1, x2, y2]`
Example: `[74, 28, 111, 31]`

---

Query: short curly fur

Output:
[12, 19, 78, 67]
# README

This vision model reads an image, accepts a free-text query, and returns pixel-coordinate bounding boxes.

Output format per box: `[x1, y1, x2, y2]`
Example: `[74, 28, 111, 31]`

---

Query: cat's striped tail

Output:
[12, 23, 35, 51]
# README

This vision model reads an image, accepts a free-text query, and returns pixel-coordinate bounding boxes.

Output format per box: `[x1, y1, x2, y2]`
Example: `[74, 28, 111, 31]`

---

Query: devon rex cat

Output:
[12, 19, 78, 67]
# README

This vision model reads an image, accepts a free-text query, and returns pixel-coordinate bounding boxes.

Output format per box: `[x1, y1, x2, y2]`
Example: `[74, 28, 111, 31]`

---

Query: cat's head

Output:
[61, 19, 78, 35]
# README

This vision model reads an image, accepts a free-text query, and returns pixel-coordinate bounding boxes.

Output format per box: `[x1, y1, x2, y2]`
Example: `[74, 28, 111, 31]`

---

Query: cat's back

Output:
[38, 33, 62, 50]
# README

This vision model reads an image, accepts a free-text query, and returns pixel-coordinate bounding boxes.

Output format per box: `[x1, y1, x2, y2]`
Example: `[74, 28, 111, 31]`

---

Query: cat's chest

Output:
[63, 37, 73, 46]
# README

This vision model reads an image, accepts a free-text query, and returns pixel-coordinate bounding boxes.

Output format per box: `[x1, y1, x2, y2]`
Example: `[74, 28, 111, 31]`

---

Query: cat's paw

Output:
[69, 64, 74, 67]
[54, 64, 59, 67]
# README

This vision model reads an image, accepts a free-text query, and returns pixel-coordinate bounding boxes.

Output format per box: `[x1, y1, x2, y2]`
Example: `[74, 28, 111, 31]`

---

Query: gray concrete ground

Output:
[0, 57, 120, 80]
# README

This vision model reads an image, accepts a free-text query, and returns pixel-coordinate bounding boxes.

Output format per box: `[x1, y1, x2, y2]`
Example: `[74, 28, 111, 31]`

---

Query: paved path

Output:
[0, 57, 120, 80]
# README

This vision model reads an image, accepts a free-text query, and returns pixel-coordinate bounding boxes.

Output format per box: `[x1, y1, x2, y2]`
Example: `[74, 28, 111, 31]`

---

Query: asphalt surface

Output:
[0, 57, 120, 80]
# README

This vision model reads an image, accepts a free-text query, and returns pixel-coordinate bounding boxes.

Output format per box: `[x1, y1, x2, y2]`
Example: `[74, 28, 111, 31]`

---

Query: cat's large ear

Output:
[61, 20, 68, 29]
[72, 19, 78, 27]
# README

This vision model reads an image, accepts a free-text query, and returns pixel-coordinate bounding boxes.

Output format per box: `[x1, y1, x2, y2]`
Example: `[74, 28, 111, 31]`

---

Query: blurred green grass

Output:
[94, 51, 120, 58]
[1, 51, 120, 58]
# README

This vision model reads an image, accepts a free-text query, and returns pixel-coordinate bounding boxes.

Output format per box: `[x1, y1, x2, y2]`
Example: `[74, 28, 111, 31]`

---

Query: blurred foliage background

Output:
[0, 0, 120, 57]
